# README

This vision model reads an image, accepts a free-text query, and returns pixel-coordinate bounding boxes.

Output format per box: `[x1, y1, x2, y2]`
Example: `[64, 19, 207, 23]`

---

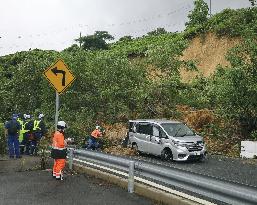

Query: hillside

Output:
[0, 5, 256, 157]
[180, 33, 241, 81]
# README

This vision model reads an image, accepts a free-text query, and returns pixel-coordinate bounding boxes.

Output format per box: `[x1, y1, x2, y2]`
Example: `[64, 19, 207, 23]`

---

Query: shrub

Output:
[0, 123, 6, 156]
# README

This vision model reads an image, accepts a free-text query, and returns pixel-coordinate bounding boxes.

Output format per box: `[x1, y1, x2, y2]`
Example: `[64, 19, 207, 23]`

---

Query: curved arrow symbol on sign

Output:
[51, 67, 66, 86]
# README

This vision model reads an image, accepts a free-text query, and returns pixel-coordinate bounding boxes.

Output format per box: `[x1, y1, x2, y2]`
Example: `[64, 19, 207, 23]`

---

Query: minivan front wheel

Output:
[161, 149, 173, 161]
[198, 152, 208, 162]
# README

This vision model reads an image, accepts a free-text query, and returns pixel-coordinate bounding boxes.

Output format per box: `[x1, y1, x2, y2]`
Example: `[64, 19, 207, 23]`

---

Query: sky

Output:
[0, 0, 252, 56]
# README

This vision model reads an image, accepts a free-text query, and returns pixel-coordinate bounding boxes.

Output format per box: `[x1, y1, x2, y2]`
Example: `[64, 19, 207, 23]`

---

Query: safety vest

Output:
[18, 119, 29, 142]
[33, 120, 41, 131]
[91, 129, 102, 138]
[17, 118, 23, 127]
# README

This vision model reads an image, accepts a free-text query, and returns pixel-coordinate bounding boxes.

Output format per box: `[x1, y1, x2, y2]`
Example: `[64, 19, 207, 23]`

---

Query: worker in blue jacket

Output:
[4, 114, 21, 158]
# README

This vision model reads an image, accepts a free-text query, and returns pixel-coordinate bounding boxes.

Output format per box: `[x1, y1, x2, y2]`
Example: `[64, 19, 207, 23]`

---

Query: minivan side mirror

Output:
[160, 132, 168, 139]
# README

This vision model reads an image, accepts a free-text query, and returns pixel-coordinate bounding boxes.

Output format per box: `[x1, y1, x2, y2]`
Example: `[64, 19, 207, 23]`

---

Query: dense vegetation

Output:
[0, 1, 256, 156]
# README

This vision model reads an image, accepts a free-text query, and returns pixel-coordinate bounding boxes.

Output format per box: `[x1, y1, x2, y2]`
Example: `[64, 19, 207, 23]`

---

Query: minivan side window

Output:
[160, 129, 167, 138]
[153, 126, 160, 137]
[138, 123, 152, 135]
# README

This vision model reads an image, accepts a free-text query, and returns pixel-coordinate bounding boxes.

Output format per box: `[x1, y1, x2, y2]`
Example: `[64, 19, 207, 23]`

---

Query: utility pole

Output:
[79, 32, 82, 48]
[209, 0, 212, 17]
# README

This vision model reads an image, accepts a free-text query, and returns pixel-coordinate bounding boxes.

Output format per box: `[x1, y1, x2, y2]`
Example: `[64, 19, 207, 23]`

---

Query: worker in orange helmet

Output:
[51, 121, 67, 181]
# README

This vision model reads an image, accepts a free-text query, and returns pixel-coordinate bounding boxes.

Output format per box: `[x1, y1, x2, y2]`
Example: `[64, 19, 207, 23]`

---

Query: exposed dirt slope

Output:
[180, 33, 241, 82]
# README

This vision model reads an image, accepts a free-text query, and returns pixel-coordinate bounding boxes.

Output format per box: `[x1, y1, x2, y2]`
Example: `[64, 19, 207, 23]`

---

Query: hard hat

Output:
[96, 126, 100, 130]
[57, 121, 67, 128]
[39, 113, 44, 119]
[26, 114, 31, 119]
[12, 114, 18, 119]
[23, 114, 27, 119]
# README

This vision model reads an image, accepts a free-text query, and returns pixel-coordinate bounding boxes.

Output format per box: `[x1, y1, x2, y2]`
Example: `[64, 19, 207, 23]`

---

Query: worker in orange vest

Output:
[52, 121, 67, 181]
[87, 126, 103, 150]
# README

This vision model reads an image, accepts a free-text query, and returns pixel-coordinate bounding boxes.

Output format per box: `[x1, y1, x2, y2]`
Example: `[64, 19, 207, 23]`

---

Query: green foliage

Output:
[186, 0, 209, 29]
[118, 36, 133, 42]
[180, 75, 212, 109]
[0, 50, 59, 120]
[208, 38, 257, 137]
[146, 35, 188, 74]
[111, 32, 179, 58]
[0, 5, 256, 148]
[143, 75, 186, 119]
[63, 44, 80, 52]
[76, 31, 114, 51]
[250, 130, 257, 140]
[0, 123, 6, 156]
[208, 7, 257, 37]
[0, 31, 188, 142]
[147, 28, 168, 36]
[185, 6, 257, 38]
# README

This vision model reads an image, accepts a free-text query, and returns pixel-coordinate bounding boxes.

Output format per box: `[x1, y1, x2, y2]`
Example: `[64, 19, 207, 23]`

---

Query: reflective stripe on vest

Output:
[21, 122, 29, 133]
[33, 120, 40, 131]
[18, 120, 29, 142]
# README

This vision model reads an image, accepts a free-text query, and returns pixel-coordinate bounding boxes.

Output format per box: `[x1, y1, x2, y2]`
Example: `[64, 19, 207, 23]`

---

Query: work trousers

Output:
[53, 159, 66, 178]
[7, 135, 20, 158]
[87, 136, 99, 150]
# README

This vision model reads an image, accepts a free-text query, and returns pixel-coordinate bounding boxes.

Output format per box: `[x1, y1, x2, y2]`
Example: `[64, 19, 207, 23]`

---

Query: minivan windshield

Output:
[161, 123, 195, 137]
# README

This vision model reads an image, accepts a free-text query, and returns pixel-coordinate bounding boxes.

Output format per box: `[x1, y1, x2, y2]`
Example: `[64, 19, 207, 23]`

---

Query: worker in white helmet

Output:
[23, 114, 34, 155]
[32, 113, 47, 155]
[51, 121, 67, 180]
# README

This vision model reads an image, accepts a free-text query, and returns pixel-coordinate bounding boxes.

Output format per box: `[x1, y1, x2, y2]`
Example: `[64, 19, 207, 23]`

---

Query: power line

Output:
[0, 3, 192, 40]
[0, 3, 193, 55]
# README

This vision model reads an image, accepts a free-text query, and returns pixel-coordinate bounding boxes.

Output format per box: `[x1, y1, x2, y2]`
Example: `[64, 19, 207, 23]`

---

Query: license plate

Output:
[194, 151, 201, 155]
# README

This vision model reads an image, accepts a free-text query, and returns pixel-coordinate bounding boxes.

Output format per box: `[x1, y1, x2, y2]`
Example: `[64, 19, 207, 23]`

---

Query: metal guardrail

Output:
[68, 149, 257, 205]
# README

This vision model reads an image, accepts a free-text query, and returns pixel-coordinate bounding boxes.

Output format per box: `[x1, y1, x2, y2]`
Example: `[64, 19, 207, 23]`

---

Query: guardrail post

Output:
[128, 161, 135, 193]
[68, 148, 74, 170]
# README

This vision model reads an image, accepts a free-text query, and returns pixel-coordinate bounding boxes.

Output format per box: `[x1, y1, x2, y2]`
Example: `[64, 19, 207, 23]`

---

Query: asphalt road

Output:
[0, 156, 153, 205]
[128, 154, 257, 187]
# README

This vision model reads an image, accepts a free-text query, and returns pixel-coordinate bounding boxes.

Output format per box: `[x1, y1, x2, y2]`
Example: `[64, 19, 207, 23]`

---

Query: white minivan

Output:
[128, 119, 207, 161]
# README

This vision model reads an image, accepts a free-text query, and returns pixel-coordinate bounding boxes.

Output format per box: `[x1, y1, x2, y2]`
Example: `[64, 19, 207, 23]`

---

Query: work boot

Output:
[52, 172, 56, 178]
[56, 174, 63, 181]
[56, 177, 63, 181]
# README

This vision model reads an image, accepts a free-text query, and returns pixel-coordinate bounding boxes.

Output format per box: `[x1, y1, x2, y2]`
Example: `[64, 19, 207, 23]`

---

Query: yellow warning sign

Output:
[44, 59, 75, 94]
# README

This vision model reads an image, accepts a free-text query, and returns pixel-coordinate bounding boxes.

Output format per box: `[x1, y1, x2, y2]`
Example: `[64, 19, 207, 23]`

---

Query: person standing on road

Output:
[32, 113, 47, 155]
[24, 114, 34, 155]
[4, 114, 21, 159]
[17, 114, 24, 152]
[52, 121, 67, 181]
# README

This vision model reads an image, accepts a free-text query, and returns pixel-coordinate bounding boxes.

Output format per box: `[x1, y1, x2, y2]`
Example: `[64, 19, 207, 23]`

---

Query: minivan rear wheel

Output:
[161, 148, 173, 161]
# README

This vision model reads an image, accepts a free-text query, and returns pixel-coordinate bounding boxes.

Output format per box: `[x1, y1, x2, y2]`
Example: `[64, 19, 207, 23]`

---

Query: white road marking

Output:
[73, 158, 216, 205]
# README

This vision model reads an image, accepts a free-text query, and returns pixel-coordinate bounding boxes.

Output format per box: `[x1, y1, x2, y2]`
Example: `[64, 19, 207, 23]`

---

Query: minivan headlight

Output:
[197, 141, 205, 146]
[172, 140, 187, 147]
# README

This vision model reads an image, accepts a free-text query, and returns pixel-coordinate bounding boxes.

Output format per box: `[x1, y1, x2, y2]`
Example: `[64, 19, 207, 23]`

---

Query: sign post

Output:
[44, 59, 75, 130]
[55, 91, 60, 131]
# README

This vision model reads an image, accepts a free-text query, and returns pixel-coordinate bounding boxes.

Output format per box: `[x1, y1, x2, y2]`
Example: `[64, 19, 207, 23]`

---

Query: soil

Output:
[180, 32, 241, 82]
